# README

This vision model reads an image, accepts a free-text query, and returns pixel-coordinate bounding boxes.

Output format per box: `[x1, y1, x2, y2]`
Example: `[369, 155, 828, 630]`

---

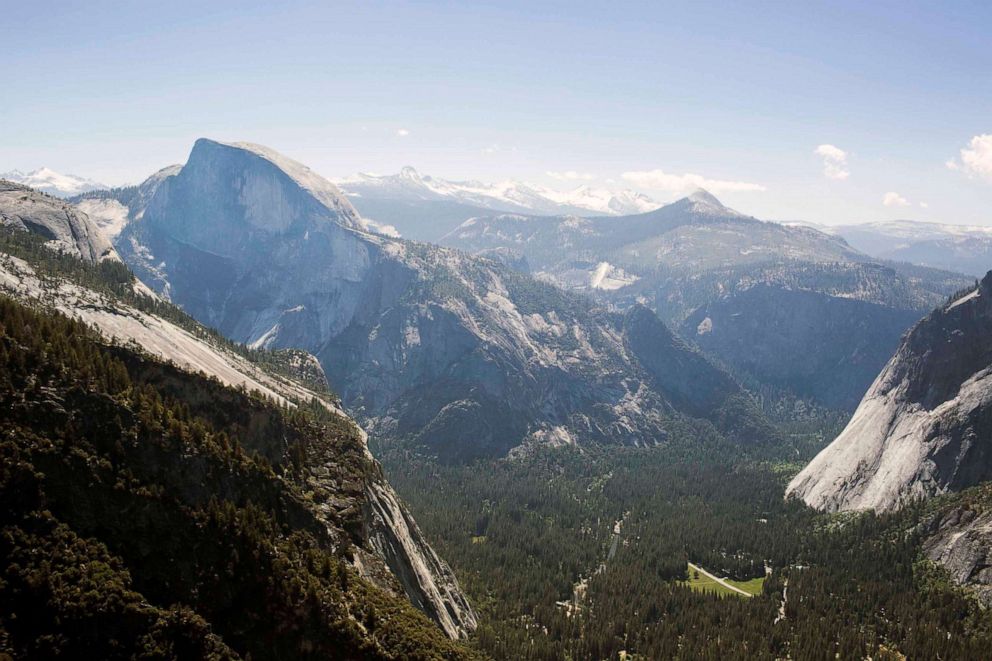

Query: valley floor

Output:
[377, 437, 992, 660]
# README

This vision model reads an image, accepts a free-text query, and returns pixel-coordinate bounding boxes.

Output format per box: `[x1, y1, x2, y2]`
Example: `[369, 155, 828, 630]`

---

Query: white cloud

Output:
[621, 169, 766, 194]
[481, 144, 500, 155]
[947, 134, 992, 181]
[883, 191, 909, 207]
[919, 201, 929, 209]
[814, 144, 850, 180]
[546, 170, 596, 181]
[396, 128, 410, 137]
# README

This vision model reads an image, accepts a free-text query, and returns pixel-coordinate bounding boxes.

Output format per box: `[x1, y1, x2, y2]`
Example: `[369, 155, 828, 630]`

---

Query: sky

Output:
[2, 0, 990, 225]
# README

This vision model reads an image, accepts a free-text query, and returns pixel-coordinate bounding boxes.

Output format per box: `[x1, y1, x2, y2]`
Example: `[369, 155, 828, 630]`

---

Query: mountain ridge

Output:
[106, 138, 773, 461]
[440, 190, 971, 410]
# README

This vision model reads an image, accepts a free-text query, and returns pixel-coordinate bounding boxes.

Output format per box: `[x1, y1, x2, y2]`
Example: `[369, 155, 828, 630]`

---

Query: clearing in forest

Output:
[683, 562, 764, 598]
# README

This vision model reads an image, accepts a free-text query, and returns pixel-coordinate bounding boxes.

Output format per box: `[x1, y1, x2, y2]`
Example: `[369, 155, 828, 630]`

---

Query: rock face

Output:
[364, 482, 477, 636]
[115, 138, 755, 461]
[0, 243, 477, 639]
[786, 273, 992, 512]
[682, 285, 923, 410]
[923, 504, 992, 606]
[0, 180, 117, 262]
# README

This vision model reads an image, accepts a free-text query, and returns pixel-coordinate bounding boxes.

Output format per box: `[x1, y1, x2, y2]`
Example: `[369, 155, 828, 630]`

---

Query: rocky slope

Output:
[1, 180, 117, 262]
[109, 138, 763, 460]
[441, 191, 970, 410]
[922, 490, 992, 606]
[0, 294, 475, 658]
[0, 221, 477, 640]
[786, 272, 992, 512]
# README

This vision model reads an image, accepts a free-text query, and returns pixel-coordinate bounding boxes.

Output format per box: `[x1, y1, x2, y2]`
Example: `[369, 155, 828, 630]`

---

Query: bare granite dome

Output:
[787, 272, 992, 512]
[0, 180, 118, 262]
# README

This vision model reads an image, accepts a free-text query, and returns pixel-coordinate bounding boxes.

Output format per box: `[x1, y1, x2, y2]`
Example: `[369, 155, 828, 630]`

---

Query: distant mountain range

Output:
[441, 190, 972, 410]
[59, 151, 982, 412]
[815, 220, 992, 278]
[1, 167, 106, 197]
[333, 166, 660, 241]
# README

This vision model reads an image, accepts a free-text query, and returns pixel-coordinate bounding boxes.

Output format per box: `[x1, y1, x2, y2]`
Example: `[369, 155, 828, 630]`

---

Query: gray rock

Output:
[786, 273, 992, 512]
[923, 505, 992, 606]
[0, 180, 117, 262]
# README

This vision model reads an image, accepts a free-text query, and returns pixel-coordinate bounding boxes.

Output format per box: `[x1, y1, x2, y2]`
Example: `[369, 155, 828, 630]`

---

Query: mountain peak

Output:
[687, 188, 724, 208]
[0, 167, 106, 198]
[187, 138, 362, 230]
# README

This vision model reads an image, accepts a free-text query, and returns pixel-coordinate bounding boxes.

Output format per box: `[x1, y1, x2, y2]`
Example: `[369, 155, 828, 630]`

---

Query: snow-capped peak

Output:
[334, 167, 662, 217]
[0, 167, 107, 198]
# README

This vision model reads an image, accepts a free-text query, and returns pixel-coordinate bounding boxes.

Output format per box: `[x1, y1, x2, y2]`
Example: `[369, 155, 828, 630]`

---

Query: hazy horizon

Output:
[3, 1, 990, 226]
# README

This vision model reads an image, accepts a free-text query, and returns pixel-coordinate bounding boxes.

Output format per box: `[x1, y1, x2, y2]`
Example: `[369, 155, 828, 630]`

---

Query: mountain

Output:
[1, 180, 117, 262]
[0, 201, 478, 645]
[786, 272, 992, 512]
[109, 138, 768, 461]
[1, 167, 106, 197]
[69, 164, 183, 242]
[442, 189, 864, 288]
[441, 190, 971, 410]
[334, 167, 660, 241]
[831, 220, 992, 278]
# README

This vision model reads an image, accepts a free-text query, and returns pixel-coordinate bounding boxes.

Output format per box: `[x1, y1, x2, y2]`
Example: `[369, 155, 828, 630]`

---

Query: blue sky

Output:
[2, 0, 990, 224]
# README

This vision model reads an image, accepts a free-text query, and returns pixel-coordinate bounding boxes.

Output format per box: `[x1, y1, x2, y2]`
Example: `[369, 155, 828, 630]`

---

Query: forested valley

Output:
[378, 425, 992, 659]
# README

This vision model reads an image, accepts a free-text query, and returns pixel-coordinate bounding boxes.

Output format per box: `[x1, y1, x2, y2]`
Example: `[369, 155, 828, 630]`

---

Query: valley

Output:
[377, 439, 992, 659]
[6, 4, 992, 659]
[3, 138, 992, 658]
